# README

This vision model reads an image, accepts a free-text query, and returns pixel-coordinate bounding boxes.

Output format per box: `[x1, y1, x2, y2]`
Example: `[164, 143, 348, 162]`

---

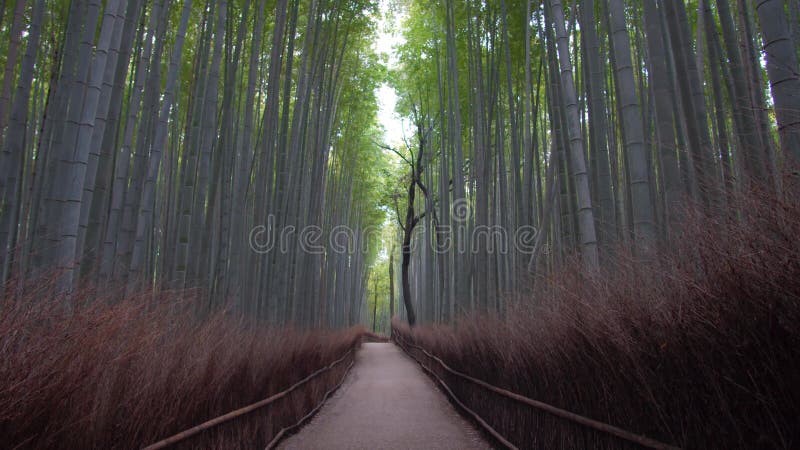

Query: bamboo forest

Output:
[1, 0, 799, 448]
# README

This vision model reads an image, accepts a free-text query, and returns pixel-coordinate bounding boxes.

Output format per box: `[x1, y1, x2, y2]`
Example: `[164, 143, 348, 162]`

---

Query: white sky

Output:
[374, 0, 412, 147]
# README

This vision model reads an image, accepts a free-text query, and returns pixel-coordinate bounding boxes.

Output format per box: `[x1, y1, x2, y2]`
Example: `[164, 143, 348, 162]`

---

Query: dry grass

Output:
[395, 183, 800, 449]
[0, 286, 364, 449]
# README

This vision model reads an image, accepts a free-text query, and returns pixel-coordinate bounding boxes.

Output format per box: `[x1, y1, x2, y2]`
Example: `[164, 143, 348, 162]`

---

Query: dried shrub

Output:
[0, 286, 363, 449]
[395, 183, 800, 449]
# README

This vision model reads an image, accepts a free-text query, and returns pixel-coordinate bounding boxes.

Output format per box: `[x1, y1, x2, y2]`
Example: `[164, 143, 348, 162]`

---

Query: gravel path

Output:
[279, 342, 490, 450]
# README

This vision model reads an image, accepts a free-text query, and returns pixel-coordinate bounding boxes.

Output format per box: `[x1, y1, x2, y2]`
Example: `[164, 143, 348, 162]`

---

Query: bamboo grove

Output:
[0, 0, 388, 327]
[389, 0, 800, 325]
[1, 0, 799, 330]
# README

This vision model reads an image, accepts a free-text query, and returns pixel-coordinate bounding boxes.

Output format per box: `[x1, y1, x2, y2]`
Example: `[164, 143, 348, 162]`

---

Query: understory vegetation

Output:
[394, 183, 800, 449]
[0, 289, 363, 449]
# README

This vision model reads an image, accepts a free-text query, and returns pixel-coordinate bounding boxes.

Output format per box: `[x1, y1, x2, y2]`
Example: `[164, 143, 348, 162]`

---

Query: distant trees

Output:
[391, 0, 799, 325]
[0, 0, 386, 328]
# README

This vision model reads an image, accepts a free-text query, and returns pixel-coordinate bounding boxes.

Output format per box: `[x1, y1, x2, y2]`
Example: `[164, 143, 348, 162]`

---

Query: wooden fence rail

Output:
[142, 348, 354, 449]
[393, 333, 680, 450]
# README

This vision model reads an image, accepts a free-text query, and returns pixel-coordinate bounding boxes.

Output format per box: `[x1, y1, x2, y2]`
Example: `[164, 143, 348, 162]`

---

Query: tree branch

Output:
[374, 140, 414, 167]
[415, 178, 429, 197]
[411, 211, 426, 228]
[393, 196, 406, 233]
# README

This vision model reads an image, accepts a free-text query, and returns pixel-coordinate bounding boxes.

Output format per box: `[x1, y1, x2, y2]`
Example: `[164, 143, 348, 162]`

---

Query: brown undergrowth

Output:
[0, 286, 363, 449]
[394, 183, 800, 449]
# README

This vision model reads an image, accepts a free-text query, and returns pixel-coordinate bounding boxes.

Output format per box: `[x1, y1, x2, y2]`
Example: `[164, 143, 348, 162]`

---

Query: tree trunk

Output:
[606, 0, 656, 251]
[389, 247, 395, 321]
[0, 0, 45, 283]
[663, 0, 718, 206]
[580, 0, 616, 248]
[548, 0, 599, 270]
[754, 0, 800, 165]
[127, 0, 193, 293]
[401, 222, 417, 327]
[0, 0, 27, 133]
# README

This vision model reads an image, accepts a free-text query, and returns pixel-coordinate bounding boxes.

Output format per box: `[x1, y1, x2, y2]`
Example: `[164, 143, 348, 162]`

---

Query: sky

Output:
[374, 0, 412, 147]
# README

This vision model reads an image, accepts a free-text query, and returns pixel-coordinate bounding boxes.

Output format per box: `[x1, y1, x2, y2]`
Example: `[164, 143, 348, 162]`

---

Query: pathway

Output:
[279, 342, 490, 450]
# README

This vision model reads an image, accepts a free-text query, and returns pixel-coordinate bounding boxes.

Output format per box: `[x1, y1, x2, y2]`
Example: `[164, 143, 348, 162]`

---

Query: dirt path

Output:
[279, 342, 490, 450]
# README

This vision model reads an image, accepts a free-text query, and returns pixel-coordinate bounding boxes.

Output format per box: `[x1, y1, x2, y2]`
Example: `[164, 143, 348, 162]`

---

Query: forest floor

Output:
[279, 342, 489, 450]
